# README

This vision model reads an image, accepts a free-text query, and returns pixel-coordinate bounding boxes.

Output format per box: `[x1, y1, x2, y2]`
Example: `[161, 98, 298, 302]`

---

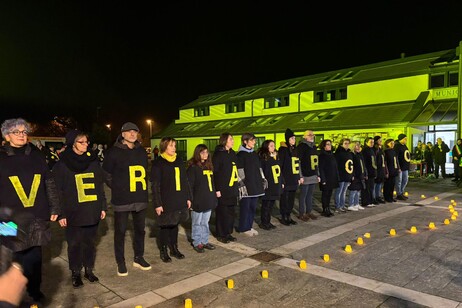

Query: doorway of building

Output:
[425, 125, 457, 175]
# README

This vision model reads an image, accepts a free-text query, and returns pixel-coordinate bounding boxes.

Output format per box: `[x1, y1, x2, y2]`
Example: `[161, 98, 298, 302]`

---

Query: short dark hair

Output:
[241, 132, 256, 145]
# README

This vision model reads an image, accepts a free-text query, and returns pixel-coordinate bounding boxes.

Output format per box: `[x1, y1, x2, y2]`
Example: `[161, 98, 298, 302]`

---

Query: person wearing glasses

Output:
[297, 130, 320, 221]
[102, 122, 151, 276]
[52, 130, 107, 288]
[0, 118, 59, 304]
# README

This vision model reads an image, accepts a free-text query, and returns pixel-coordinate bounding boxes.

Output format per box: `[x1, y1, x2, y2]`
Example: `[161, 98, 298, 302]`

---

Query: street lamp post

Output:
[146, 120, 152, 137]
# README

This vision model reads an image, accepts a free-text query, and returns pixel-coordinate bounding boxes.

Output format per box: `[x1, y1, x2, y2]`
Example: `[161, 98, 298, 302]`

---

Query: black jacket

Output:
[260, 155, 283, 200]
[187, 164, 217, 212]
[212, 145, 239, 204]
[318, 149, 339, 191]
[394, 142, 411, 171]
[433, 142, 450, 164]
[297, 140, 319, 178]
[102, 136, 149, 206]
[237, 146, 265, 197]
[0, 143, 59, 252]
[385, 148, 400, 177]
[349, 151, 367, 191]
[374, 146, 387, 182]
[361, 145, 377, 178]
[52, 147, 107, 226]
[278, 143, 300, 191]
[452, 144, 462, 163]
[335, 146, 354, 182]
[151, 155, 191, 212]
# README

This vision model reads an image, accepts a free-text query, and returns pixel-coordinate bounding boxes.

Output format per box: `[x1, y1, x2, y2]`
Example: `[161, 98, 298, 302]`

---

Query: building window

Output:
[430, 74, 445, 88]
[315, 88, 347, 102]
[226, 102, 245, 113]
[449, 72, 458, 87]
[264, 96, 289, 109]
[176, 140, 187, 162]
[204, 139, 220, 152]
[194, 106, 210, 117]
[255, 137, 266, 149]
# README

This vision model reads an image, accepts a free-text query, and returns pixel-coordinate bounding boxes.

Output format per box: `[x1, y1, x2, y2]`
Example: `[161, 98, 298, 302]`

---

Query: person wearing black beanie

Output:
[278, 128, 301, 225]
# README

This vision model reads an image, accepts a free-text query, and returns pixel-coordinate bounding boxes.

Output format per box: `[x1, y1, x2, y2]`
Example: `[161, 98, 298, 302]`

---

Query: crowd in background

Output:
[1, 117, 460, 307]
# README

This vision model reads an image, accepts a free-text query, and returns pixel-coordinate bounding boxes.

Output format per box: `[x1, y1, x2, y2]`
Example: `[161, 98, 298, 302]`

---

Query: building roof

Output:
[180, 49, 456, 110]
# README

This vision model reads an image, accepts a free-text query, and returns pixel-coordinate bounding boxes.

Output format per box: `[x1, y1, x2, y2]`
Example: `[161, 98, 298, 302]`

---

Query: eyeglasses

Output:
[9, 130, 28, 136]
[75, 141, 90, 145]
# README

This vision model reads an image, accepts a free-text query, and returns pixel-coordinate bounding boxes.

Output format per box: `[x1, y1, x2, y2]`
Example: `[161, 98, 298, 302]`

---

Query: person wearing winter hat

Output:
[102, 122, 151, 276]
[394, 134, 410, 200]
[277, 128, 302, 225]
[52, 130, 107, 288]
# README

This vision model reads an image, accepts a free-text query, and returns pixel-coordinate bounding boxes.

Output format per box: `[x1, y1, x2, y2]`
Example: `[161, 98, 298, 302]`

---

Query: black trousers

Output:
[361, 177, 375, 205]
[114, 209, 146, 264]
[321, 189, 333, 209]
[14, 246, 42, 299]
[279, 190, 296, 217]
[159, 225, 179, 246]
[454, 162, 460, 179]
[383, 176, 396, 201]
[215, 199, 237, 238]
[65, 224, 99, 271]
[261, 199, 275, 225]
[434, 162, 446, 178]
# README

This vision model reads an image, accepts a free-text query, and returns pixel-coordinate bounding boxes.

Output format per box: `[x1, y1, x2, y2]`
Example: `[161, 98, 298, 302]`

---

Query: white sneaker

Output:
[366, 203, 376, 208]
[357, 205, 365, 210]
[250, 228, 259, 236]
[243, 230, 254, 236]
[347, 205, 359, 211]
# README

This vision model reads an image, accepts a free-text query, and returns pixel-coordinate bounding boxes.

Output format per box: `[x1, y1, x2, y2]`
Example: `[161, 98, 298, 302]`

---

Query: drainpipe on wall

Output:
[458, 41, 462, 139]
[298, 93, 301, 113]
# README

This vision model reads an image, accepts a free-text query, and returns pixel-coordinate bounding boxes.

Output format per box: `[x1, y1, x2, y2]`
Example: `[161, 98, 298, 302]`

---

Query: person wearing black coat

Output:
[394, 134, 410, 200]
[348, 142, 367, 211]
[151, 137, 192, 263]
[258, 140, 283, 230]
[212, 133, 239, 244]
[187, 144, 217, 253]
[297, 130, 320, 221]
[334, 139, 354, 212]
[318, 140, 338, 217]
[102, 122, 151, 276]
[53, 130, 107, 288]
[451, 139, 462, 182]
[384, 139, 400, 202]
[277, 128, 301, 225]
[236, 133, 265, 236]
[433, 138, 450, 178]
[0, 118, 59, 303]
[373, 136, 387, 204]
[361, 137, 377, 206]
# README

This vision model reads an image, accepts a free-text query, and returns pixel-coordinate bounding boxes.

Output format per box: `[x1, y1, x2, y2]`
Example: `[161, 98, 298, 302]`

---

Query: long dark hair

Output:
[258, 140, 276, 160]
[218, 133, 232, 147]
[188, 144, 213, 170]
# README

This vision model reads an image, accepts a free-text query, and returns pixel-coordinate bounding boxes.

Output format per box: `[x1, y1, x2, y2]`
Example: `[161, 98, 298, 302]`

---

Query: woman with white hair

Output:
[0, 118, 59, 304]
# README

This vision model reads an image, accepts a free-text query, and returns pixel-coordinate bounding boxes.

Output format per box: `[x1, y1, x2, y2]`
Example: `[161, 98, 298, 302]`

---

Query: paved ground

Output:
[27, 175, 462, 308]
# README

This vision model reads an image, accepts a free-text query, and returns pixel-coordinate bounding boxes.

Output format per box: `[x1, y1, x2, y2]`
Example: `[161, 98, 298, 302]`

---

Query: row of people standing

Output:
[413, 138, 451, 178]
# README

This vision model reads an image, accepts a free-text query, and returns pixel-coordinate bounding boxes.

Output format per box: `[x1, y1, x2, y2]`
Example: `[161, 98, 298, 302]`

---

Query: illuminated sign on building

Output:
[432, 87, 458, 100]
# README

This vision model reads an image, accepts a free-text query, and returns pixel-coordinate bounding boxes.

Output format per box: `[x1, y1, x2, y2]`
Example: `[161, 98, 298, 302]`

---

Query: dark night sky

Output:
[2, 1, 462, 135]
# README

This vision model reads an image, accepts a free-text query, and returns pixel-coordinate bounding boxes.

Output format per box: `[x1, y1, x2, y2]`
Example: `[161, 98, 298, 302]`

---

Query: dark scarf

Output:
[60, 146, 97, 173]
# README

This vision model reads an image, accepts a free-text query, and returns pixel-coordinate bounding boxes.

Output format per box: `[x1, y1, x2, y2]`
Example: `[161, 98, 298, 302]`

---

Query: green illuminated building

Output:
[152, 42, 462, 162]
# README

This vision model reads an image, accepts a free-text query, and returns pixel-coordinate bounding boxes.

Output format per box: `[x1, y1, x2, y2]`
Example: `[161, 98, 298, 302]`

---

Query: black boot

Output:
[160, 245, 172, 263]
[279, 215, 290, 226]
[84, 267, 99, 283]
[321, 206, 330, 217]
[169, 244, 185, 259]
[72, 270, 84, 288]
